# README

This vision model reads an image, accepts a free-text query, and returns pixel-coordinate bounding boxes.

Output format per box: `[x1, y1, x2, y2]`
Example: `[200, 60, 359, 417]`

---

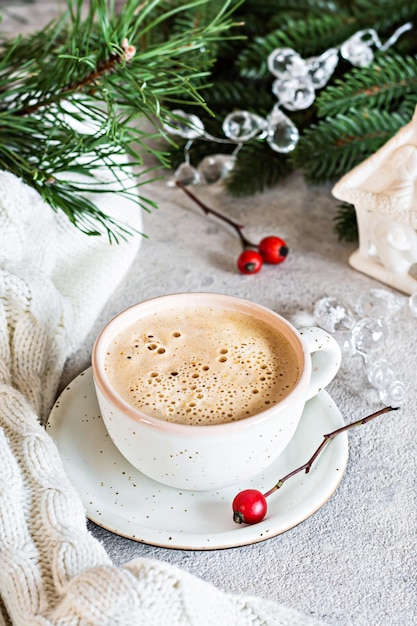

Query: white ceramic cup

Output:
[92, 293, 341, 491]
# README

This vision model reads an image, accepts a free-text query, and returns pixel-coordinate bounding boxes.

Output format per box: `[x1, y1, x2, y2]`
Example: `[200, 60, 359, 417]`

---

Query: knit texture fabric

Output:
[0, 170, 330, 626]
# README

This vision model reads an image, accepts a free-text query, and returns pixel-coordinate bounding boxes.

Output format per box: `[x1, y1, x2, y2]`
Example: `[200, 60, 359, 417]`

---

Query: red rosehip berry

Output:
[232, 489, 268, 524]
[258, 236, 288, 264]
[237, 250, 263, 274]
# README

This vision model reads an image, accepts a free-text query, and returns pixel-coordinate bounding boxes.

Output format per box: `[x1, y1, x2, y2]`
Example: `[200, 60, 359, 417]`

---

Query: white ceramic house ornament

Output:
[332, 106, 417, 294]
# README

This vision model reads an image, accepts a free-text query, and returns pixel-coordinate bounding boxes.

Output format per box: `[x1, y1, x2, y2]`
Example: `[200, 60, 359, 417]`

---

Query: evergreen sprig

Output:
[334, 201, 359, 242]
[293, 108, 408, 180]
[226, 141, 292, 196]
[317, 53, 417, 117]
[0, 0, 243, 241]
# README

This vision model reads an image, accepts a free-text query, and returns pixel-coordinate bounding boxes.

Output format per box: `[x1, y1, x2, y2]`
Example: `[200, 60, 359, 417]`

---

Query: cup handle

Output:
[299, 326, 342, 401]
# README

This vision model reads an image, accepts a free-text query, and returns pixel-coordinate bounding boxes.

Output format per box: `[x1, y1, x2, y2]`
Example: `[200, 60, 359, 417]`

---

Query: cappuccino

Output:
[104, 306, 300, 425]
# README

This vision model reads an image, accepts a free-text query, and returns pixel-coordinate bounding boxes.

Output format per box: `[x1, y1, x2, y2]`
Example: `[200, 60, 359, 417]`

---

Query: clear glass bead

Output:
[378, 380, 406, 407]
[266, 105, 299, 153]
[351, 317, 387, 355]
[198, 154, 235, 184]
[305, 48, 339, 89]
[340, 30, 378, 67]
[272, 75, 316, 111]
[364, 386, 381, 406]
[356, 288, 405, 319]
[222, 111, 267, 142]
[366, 358, 395, 389]
[174, 163, 201, 186]
[267, 47, 307, 79]
[313, 296, 355, 333]
[333, 330, 354, 356]
[163, 109, 205, 139]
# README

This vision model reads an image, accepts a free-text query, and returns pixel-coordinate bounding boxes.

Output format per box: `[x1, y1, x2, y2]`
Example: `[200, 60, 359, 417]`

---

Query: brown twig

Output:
[17, 46, 130, 117]
[176, 180, 258, 249]
[263, 406, 399, 498]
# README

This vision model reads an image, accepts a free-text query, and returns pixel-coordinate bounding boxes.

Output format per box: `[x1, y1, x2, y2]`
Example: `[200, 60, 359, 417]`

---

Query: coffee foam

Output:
[104, 307, 300, 425]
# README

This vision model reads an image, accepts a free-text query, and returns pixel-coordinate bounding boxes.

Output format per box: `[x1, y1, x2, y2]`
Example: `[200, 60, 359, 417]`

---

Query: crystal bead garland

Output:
[161, 23, 412, 184]
[163, 108, 243, 186]
[268, 47, 317, 112]
[302, 287, 415, 408]
[163, 110, 205, 186]
[265, 23, 411, 152]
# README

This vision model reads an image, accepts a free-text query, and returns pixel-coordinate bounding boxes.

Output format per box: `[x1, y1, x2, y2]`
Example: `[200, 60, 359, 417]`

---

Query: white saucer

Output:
[47, 368, 348, 550]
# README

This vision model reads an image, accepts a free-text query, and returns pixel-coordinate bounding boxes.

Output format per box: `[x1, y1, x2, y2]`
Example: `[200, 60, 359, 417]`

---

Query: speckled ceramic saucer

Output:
[47, 367, 348, 550]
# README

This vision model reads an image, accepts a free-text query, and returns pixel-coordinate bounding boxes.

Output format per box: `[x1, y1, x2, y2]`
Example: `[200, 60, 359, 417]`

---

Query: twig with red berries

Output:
[176, 181, 288, 274]
[232, 405, 399, 525]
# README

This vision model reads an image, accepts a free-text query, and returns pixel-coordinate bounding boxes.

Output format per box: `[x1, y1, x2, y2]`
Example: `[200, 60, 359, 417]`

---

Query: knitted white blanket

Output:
[0, 170, 330, 626]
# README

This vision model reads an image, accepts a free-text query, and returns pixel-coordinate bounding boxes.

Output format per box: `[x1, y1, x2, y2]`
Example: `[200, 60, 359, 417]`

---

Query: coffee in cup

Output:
[103, 305, 301, 426]
[92, 293, 341, 491]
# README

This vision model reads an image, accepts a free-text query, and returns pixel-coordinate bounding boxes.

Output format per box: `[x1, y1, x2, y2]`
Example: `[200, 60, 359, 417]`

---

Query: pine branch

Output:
[351, 0, 417, 30]
[0, 0, 244, 240]
[292, 108, 408, 181]
[225, 141, 292, 196]
[202, 80, 274, 115]
[317, 53, 417, 117]
[334, 202, 359, 242]
[397, 93, 417, 119]
[237, 14, 359, 80]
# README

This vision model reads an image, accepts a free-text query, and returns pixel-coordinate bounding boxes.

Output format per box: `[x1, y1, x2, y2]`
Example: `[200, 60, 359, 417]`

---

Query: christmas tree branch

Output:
[0, 0, 243, 241]
[17, 40, 134, 117]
